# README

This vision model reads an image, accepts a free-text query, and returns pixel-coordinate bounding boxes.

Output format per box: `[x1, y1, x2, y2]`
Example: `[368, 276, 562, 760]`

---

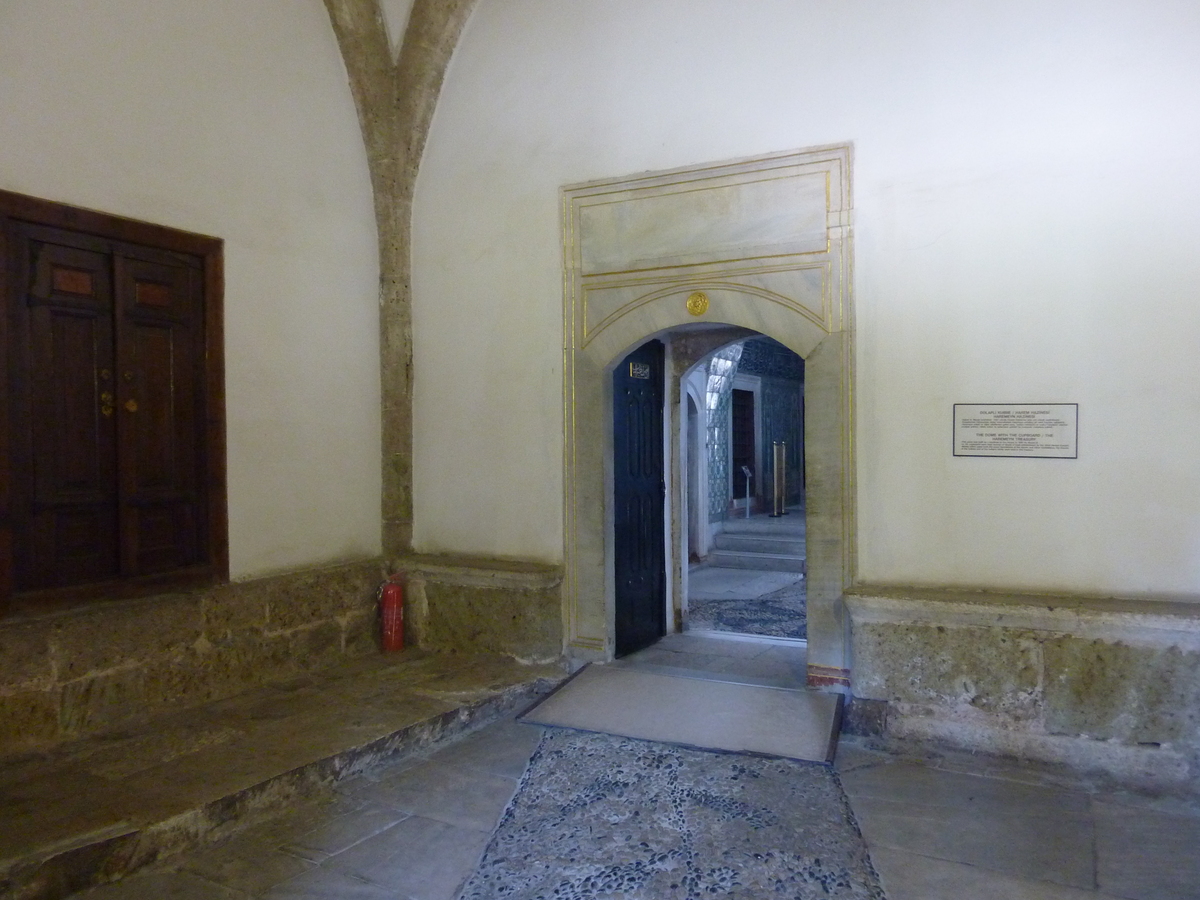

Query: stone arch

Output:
[563, 147, 855, 688]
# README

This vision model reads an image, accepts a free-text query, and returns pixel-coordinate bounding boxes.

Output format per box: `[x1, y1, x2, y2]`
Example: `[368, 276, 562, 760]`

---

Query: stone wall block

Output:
[2, 559, 386, 753]
[403, 576, 429, 649]
[201, 585, 269, 642]
[287, 621, 346, 671]
[340, 608, 381, 657]
[853, 622, 1043, 722]
[422, 582, 562, 660]
[59, 667, 148, 736]
[265, 563, 381, 632]
[1043, 638, 1200, 745]
[0, 689, 59, 748]
[197, 633, 298, 702]
[51, 594, 203, 682]
[0, 620, 54, 689]
[382, 452, 413, 523]
[381, 520, 412, 558]
[138, 648, 230, 712]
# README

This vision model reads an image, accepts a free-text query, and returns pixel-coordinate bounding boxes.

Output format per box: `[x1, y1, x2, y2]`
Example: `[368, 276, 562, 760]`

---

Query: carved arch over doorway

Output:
[562, 145, 855, 687]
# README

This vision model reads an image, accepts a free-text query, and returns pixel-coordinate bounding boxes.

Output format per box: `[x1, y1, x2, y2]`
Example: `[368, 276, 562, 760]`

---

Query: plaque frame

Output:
[952, 403, 1079, 459]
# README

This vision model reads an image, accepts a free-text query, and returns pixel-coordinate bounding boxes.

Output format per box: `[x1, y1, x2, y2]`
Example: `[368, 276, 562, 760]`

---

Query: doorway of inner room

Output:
[684, 336, 806, 641]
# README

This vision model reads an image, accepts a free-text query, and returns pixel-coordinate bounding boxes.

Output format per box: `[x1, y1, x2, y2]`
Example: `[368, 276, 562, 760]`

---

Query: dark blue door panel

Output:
[613, 339, 665, 656]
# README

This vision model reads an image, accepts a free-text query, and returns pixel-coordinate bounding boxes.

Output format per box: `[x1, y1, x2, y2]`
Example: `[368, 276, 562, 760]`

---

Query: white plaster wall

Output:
[413, 0, 1200, 596]
[0, 0, 381, 579]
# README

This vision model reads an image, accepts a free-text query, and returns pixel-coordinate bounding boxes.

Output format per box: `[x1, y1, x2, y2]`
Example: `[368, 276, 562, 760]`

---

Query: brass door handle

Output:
[124, 399, 138, 413]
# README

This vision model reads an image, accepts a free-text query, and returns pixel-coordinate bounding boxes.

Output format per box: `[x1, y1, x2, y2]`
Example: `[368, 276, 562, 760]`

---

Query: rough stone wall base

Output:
[0, 559, 386, 756]
[396, 555, 563, 663]
[846, 586, 1200, 792]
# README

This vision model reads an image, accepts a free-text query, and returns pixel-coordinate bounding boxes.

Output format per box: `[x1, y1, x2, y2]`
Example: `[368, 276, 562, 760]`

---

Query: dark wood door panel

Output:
[14, 230, 119, 591]
[115, 254, 203, 577]
[31, 309, 117, 498]
[2, 195, 224, 604]
[21, 506, 121, 590]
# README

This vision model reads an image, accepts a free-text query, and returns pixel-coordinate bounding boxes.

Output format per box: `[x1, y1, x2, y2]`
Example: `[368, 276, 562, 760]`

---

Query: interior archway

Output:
[561, 147, 854, 689]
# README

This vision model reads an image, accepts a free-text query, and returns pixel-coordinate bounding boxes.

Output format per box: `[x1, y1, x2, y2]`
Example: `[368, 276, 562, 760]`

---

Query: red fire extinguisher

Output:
[379, 575, 404, 652]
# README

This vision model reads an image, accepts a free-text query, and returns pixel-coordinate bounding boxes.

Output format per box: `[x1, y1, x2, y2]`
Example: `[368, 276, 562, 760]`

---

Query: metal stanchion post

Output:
[780, 441, 789, 515]
[770, 442, 784, 517]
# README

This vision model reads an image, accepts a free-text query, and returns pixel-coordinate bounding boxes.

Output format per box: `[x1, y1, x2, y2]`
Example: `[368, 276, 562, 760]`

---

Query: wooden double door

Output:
[3, 198, 224, 600]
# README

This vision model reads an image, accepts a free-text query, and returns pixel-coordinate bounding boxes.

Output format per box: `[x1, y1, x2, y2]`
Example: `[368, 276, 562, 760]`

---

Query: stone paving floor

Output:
[64, 634, 1200, 900]
[688, 567, 804, 603]
[687, 566, 807, 639]
[839, 739, 1200, 900]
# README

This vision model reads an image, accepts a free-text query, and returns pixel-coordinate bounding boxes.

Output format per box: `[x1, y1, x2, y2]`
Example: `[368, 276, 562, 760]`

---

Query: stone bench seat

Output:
[0, 650, 565, 900]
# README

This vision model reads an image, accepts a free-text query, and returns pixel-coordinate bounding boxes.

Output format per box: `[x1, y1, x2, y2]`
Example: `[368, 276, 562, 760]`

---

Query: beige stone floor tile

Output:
[711, 649, 807, 686]
[71, 869, 250, 899]
[832, 739, 893, 774]
[840, 761, 1093, 816]
[280, 803, 409, 862]
[257, 867, 395, 899]
[335, 754, 429, 798]
[1094, 800, 1200, 900]
[869, 847, 1112, 900]
[371, 758, 519, 831]
[851, 795, 1096, 889]
[1097, 789, 1200, 821]
[426, 718, 543, 780]
[655, 632, 775, 658]
[327, 815, 490, 900]
[180, 837, 317, 895]
[616, 646, 730, 672]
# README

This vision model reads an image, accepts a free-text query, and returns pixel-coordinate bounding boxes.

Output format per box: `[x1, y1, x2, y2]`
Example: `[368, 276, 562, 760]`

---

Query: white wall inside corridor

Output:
[412, 0, 1200, 597]
[0, 0, 382, 579]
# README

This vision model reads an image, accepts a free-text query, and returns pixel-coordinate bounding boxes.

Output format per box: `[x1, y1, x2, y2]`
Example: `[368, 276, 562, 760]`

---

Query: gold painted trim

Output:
[577, 244, 832, 280]
[582, 270, 831, 347]
[585, 257, 828, 292]
[565, 147, 850, 200]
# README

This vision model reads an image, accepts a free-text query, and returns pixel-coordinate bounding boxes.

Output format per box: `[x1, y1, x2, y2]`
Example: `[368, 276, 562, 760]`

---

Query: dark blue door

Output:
[613, 339, 665, 656]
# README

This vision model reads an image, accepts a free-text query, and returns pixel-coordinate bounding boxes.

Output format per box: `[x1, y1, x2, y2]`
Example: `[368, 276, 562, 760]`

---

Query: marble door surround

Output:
[561, 144, 856, 686]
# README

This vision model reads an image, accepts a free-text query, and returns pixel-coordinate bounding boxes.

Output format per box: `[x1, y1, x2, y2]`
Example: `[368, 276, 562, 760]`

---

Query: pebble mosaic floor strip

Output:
[457, 729, 884, 900]
[688, 584, 808, 639]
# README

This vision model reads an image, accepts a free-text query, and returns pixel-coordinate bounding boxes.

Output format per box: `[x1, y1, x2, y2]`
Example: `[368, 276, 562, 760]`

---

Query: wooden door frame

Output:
[0, 189, 227, 613]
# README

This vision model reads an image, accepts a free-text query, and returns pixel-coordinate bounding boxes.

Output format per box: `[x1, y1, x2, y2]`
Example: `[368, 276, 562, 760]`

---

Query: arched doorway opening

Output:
[562, 145, 854, 690]
[682, 335, 807, 642]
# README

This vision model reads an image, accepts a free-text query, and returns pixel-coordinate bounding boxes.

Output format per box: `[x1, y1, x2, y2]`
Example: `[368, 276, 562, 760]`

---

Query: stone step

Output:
[719, 515, 806, 538]
[0, 652, 566, 900]
[708, 549, 807, 573]
[713, 533, 805, 555]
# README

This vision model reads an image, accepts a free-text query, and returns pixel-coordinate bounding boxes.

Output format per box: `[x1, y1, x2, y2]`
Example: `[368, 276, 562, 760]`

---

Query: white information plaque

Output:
[953, 403, 1078, 459]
